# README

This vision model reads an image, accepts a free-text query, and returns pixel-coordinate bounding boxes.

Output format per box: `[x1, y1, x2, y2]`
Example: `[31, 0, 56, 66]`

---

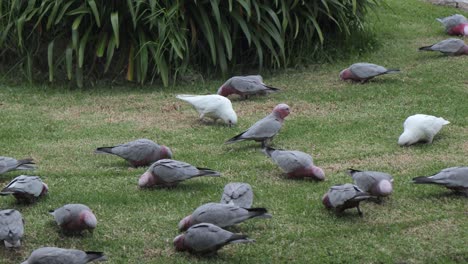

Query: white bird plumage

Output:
[176, 94, 238, 126]
[398, 114, 450, 146]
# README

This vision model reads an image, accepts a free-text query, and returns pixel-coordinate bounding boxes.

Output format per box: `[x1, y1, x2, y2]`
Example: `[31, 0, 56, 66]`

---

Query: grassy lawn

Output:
[1, 0, 468, 263]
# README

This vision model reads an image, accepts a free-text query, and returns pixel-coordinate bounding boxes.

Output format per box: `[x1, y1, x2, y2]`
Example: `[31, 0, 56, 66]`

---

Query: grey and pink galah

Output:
[217, 75, 280, 99]
[0, 209, 24, 248]
[263, 147, 325, 181]
[176, 94, 238, 126]
[138, 159, 221, 188]
[436, 14, 468, 36]
[49, 204, 97, 234]
[220, 182, 254, 208]
[398, 114, 450, 146]
[322, 184, 374, 216]
[178, 202, 272, 232]
[419, 38, 468, 56]
[346, 169, 393, 197]
[413, 167, 468, 195]
[0, 156, 35, 175]
[339, 63, 400, 83]
[94, 138, 172, 167]
[174, 223, 254, 255]
[0, 175, 48, 203]
[21, 247, 107, 264]
[225, 103, 290, 147]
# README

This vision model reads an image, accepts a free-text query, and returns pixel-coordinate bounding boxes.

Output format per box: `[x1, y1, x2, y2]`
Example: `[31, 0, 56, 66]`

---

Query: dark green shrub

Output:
[0, 0, 383, 87]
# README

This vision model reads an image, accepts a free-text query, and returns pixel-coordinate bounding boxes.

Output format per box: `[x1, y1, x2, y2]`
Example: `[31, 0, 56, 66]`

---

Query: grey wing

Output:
[221, 183, 253, 208]
[27, 248, 85, 264]
[328, 184, 358, 207]
[271, 150, 311, 173]
[230, 77, 268, 93]
[2, 176, 43, 196]
[431, 39, 465, 53]
[350, 63, 388, 78]
[438, 14, 468, 29]
[186, 223, 232, 252]
[112, 139, 158, 161]
[353, 171, 393, 192]
[51, 207, 72, 225]
[242, 115, 282, 139]
[153, 159, 198, 182]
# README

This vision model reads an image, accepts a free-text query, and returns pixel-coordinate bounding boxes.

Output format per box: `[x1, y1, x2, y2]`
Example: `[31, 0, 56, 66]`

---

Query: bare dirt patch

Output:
[426, 0, 468, 11]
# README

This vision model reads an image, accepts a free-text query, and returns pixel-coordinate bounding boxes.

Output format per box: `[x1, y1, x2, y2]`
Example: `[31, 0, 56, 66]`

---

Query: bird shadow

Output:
[417, 191, 467, 199]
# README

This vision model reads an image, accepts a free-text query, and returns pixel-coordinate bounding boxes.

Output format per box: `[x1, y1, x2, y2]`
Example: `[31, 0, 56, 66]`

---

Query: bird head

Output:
[173, 234, 186, 251]
[273, 103, 290, 120]
[178, 215, 193, 232]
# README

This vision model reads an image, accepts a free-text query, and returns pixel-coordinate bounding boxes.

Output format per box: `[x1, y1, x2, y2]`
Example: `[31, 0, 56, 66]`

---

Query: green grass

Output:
[1, 0, 468, 263]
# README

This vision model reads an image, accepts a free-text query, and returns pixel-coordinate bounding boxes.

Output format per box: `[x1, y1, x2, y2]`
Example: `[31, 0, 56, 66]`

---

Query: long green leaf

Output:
[47, 40, 54, 82]
[110, 12, 119, 48]
[87, 0, 101, 27]
[66, 45, 73, 80]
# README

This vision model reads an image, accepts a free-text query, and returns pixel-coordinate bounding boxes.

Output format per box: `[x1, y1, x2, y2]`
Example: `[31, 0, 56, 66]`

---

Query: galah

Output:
[322, 184, 374, 216]
[217, 75, 280, 99]
[436, 14, 468, 36]
[174, 223, 254, 255]
[94, 138, 172, 167]
[176, 94, 238, 126]
[419, 38, 468, 56]
[0, 157, 35, 175]
[339, 63, 400, 83]
[346, 169, 393, 197]
[220, 182, 254, 208]
[413, 167, 468, 195]
[0, 175, 48, 203]
[398, 114, 450, 146]
[49, 204, 97, 234]
[0, 209, 24, 248]
[263, 147, 325, 180]
[21, 247, 107, 264]
[138, 159, 221, 188]
[178, 202, 272, 231]
[225, 103, 290, 147]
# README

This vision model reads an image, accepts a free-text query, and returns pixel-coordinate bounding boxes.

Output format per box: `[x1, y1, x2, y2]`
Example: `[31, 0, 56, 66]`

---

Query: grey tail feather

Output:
[385, 69, 400, 74]
[265, 85, 281, 91]
[227, 234, 255, 244]
[196, 168, 221, 177]
[85, 251, 107, 262]
[0, 187, 22, 195]
[412, 176, 437, 184]
[48, 209, 55, 215]
[16, 164, 36, 170]
[346, 168, 361, 176]
[436, 18, 443, 23]
[419, 45, 434, 51]
[17, 158, 34, 165]
[225, 132, 246, 144]
[94, 147, 114, 154]
[262, 146, 276, 157]
[246, 207, 271, 218]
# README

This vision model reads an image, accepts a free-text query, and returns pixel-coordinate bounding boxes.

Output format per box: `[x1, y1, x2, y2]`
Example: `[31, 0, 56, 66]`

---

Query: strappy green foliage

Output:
[0, 0, 382, 87]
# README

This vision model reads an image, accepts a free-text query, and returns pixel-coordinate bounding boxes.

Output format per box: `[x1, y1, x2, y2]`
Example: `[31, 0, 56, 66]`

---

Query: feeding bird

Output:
[138, 159, 221, 188]
[322, 184, 374, 216]
[0, 209, 24, 248]
[346, 169, 393, 197]
[174, 223, 254, 255]
[412, 167, 468, 195]
[263, 147, 325, 180]
[49, 204, 97, 235]
[398, 114, 450, 146]
[176, 94, 238, 126]
[436, 14, 468, 36]
[217, 75, 280, 99]
[220, 182, 254, 208]
[0, 175, 48, 203]
[419, 38, 468, 56]
[225, 103, 290, 147]
[339, 63, 400, 83]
